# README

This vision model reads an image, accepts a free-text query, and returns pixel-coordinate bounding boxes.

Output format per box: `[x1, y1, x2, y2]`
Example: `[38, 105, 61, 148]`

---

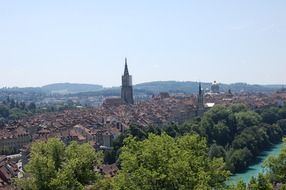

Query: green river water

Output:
[228, 142, 284, 185]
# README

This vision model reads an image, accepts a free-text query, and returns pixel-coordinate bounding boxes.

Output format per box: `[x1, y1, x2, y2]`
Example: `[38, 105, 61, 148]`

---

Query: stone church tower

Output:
[121, 58, 134, 104]
[197, 82, 204, 116]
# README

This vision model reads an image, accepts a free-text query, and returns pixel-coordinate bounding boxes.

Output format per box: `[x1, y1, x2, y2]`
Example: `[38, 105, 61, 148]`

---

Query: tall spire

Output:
[121, 57, 134, 104]
[124, 57, 129, 75]
[197, 82, 204, 116]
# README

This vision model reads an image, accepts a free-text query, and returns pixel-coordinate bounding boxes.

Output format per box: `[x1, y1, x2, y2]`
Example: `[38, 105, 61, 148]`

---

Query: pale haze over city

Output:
[0, 0, 285, 87]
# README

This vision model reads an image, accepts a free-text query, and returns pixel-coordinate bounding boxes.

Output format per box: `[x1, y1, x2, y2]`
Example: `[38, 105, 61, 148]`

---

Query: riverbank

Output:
[228, 142, 284, 184]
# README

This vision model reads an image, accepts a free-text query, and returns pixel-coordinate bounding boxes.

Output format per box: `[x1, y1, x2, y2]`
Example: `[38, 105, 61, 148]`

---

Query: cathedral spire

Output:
[199, 82, 202, 95]
[121, 57, 134, 104]
[197, 82, 204, 116]
[124, 57, 129, 76]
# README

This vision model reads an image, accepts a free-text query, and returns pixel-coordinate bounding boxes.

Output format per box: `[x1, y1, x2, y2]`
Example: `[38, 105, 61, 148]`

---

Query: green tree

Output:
[9, 107, 30, 120]
[248, 174, 273, 190]
[225, 148, 252, 173]
[264, 139, 286, 184]
[200, 105, 236, 146]
[279, 106, 286, 119]
[229, 104, 247, 113]
[16, 138, 103, 190]
[261, 107, 281, 125]
[10, 99, 16, 108]
[277, 119, 286, 134]
[164, 123, 179, 137]
[28, 102, 37, 112]
[129, 125, 147, 140]
[92, 177, 114, 190]
[228, 180, 247, 190]
[112, 133, 230, 190]
[228, 175, 273, 190]
[209, 143, 226, 158]
[0, 105, 9, 118]
[235, 111, 261, 132]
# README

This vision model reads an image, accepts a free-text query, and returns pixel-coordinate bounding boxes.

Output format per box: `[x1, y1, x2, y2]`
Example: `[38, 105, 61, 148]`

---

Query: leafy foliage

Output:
[264, 139, 286, 184]
[109, 133, 230, 190]
[194, 104, 286, 173]
[0, 97, 37, 121]
[16, 138, 103, 190]
[228, 174, 273, 190]
[109, 104, 286, 174]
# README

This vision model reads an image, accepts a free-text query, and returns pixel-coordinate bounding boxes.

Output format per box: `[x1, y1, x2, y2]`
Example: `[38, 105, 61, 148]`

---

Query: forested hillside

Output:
[109, 104, 286, 173]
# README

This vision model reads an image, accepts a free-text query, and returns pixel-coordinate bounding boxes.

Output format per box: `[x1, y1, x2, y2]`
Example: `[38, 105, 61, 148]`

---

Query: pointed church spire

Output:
[124, 57, 129, 75]
[197, 82, 204, 116]
[121, 57, 134, 104]
[199, 82, 202, 95]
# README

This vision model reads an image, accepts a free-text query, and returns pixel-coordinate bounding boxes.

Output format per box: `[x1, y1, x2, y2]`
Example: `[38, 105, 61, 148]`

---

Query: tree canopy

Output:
[264, 139, 286, 184]
[98, 133, 230, 190]
[16, 138, 103, 190]
[108, 104, 286, 173]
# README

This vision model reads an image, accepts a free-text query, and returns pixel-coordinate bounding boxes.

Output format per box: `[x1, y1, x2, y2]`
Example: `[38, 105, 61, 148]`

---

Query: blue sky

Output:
[0, 0, 285, 87]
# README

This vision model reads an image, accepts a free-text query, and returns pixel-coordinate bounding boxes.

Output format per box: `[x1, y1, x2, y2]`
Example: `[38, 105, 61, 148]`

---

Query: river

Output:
[228, 142, 285, 185]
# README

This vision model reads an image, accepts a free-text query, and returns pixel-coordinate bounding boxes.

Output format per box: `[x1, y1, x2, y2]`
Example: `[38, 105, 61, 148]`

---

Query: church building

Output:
[197, 82, 204, 116]
[121, 58, 134, 104]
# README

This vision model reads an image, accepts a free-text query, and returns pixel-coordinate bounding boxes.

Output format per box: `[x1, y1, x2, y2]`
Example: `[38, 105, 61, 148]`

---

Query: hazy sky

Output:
[0, 0, 285, 87]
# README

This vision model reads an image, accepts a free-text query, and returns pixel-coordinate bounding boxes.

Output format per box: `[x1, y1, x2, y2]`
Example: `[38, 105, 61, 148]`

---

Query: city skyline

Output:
[0, 1, 285, 87]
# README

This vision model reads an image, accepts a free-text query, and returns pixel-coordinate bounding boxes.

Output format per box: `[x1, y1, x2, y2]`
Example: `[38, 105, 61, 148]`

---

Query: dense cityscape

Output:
[0, 59, 285, 189]
[1, 1, 286, 189]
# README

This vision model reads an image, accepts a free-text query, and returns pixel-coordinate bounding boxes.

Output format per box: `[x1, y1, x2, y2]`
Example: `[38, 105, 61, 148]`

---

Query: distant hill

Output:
[134, 81, 280, 94]
[41, 83, 103, 94]
[73, 87, 154, 97]
[135, 81, 199, 94]
[0, 87, 44, 93]
[0, 83, 103, 94]
[0, 81, 283, 96]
